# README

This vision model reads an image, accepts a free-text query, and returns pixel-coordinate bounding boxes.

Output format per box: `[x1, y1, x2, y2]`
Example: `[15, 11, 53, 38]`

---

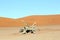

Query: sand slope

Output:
[0, 15, 60, 27]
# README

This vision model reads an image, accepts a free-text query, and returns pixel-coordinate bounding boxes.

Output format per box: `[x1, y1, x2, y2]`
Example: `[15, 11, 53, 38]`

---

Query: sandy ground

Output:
[0, 25, 60, 40]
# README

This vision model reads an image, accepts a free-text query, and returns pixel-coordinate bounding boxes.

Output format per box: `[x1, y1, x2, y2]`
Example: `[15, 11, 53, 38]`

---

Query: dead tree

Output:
[19, 20, 40, 34]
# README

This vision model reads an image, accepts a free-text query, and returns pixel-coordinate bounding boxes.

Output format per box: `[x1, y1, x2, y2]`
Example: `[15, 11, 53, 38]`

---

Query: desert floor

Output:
[0, 25, 60, 40]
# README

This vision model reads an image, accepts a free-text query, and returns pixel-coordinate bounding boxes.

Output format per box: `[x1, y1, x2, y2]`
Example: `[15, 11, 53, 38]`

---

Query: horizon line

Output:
[0, 14, 60, 19]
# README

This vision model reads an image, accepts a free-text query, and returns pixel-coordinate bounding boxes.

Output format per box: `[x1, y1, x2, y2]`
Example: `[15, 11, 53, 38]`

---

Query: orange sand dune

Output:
[0, 15, 60, 27]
